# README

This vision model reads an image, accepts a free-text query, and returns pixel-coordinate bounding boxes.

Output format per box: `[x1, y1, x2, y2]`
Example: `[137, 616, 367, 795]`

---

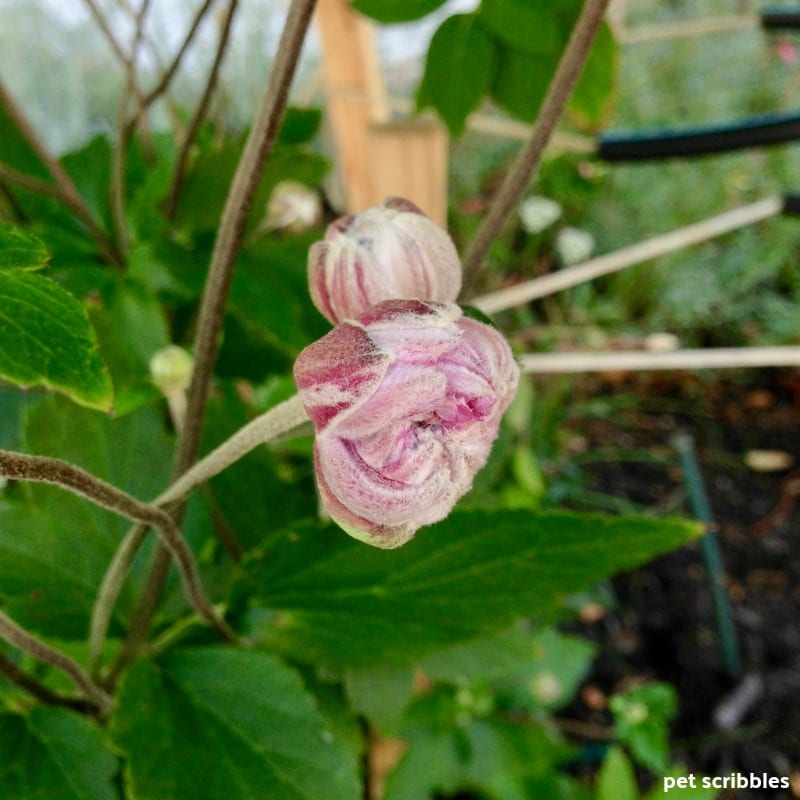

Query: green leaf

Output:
[417, 14, 495, 136]
[642, 768, 719, 800]
[344, 665, 414, 735]
[610, 682, 677, 772]
[491, 47, 552, 123]
[479, 0, 560, 54]
[568, 22, 618, 130]
[242, 510, 702, 668]
[494, 627, 598, 712]
[278, 107, 323, 145]
[597, 747, 639, 800]
[0, 224, 49, 270]
[350, 0, 448, 24]
[0, 707, 119, 800]
[111, 647, 361, 800]
[0, 270, 112, 410]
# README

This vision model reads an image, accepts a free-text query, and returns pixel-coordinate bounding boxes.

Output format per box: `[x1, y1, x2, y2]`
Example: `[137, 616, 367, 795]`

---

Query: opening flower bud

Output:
[293, 300, 520, 548]
[308, 197, 463, 324]
[149, 345, 194, 396]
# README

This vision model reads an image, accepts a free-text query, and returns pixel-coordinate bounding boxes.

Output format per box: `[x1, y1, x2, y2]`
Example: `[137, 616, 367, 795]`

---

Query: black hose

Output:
[597, 111, 800, 161]
[761, 7, 800, 29]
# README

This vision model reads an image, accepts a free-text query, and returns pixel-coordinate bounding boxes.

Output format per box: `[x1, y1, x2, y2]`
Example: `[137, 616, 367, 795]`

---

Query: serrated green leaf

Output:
[243, 510, 702, 668]
[417, 14, 495, 136]
[568, 22, 618, 131]
[0, 270, 112, 410]
[479, 0, 560, 54]
[491, 47, 552, 123]
[344, 665, 414, 735]
[0, 707, 119, 800]
[350, 0, 447, 24]
[597, 747, 639, 800]
[111, 647, 361, 800]
[0, 224, 49, 270]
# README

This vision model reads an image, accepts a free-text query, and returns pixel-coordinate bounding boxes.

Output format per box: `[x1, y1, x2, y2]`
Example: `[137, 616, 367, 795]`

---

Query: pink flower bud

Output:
[308, 197, 463, 324]
[293, 300, 519, 548]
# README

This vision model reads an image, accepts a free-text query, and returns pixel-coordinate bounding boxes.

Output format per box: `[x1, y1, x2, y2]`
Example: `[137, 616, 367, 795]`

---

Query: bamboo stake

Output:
[519, 346, 800, 374]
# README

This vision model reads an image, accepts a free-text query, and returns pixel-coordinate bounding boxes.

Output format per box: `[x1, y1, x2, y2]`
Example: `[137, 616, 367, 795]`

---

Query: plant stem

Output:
[460, 0, 611, 293]
[0, 83, 124, 268]
[159, 395, 308, 507]
[177, 0, 317, 478]
[0, 611, 113, 716]
[0, 450, 236, 647]
[166, 0, 239, 219]
[89, 394, 308, 679]
[140, 0, 217, 108]
[0, 651, 98, 714]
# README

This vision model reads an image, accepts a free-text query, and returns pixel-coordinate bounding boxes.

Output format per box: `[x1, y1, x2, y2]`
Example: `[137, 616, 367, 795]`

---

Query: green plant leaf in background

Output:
[242, 510, 702, 668]
[490, 46, 552, 124]
[611, 682, 678, 772]
[111, 647, 361, 800]
[0, 707, 118, 800]
[0, 269, 112, 410]
[417, 13, 496, 136]
[597, 746, 639, 800]
[0, 223, 48, 270]
[479, 0, 560, 54]
[350, 0, 448, 24]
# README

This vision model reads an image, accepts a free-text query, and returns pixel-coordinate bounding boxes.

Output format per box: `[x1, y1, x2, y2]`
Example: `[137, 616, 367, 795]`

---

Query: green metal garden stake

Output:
[672, 432, 742, 675]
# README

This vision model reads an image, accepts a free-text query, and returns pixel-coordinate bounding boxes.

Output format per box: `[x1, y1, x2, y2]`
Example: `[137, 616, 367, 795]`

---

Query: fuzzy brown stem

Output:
[0, 611, 113, 716]
[460, 0, 611, 293]
[0, 651, 97, 715]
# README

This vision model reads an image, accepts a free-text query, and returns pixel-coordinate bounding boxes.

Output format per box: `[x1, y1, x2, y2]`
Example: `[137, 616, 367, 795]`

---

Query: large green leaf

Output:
[242, 510, 701, 668]
[491, 47, 552, 123]
[0, 707, 119, 800]
[0, 224, 49, 270]
[111, 647, 361, 800]
[417, 14, 496, 136]
[0, 270, 112, 410]
[350, 0, 447, 24]
[479, 0, 560, 54]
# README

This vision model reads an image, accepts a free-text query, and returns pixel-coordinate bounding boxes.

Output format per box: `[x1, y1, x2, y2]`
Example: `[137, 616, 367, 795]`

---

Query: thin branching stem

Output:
[0, 611, 113, 716]
[140, 0, 217, 109]
[83, 0, 130, 65]
[460, 0, 611, 293]
[0, 651, 97, 715]
[91, 395, 308, 680]
[0, 82, 124, 267]
[166, 0, 239, 219]
[0, 450, 237, 651]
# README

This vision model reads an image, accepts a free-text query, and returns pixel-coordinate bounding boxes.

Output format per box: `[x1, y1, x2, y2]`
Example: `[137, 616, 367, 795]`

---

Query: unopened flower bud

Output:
[149, 345, 194, 396]
[293, 300, 519, 548]
[308, 197, 462, 324]
[265, 180, 322, 233]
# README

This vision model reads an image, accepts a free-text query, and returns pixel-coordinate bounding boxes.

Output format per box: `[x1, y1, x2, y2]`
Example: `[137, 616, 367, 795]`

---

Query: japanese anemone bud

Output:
[308, 197, 462, 324]
[293, 300, 519, 548]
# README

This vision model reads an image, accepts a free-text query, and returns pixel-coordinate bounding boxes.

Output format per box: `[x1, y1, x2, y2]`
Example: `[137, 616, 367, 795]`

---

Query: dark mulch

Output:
[565, 370, 800, 799]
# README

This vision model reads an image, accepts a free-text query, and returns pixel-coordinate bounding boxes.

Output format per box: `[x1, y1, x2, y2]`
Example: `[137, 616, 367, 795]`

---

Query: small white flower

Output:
[518, 195, 562, 234]
[555, 226, 595, 265]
